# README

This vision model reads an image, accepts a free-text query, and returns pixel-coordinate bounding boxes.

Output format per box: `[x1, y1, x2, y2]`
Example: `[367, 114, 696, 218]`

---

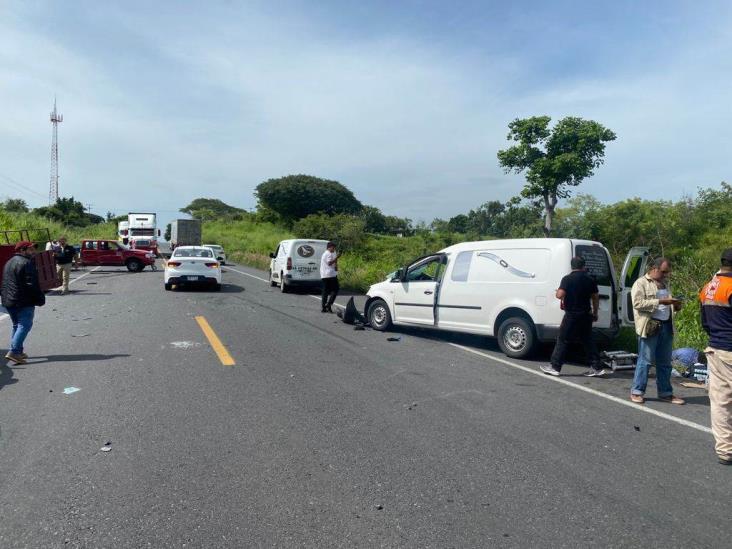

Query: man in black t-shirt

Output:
[541, 256, 606, 377]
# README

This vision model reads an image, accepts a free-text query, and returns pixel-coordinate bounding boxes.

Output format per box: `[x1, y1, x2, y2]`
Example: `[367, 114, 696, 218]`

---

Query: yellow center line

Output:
[195, 316, 236, 366]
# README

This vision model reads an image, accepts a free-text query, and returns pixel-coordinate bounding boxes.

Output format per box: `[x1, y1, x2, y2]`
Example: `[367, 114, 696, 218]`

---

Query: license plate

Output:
[185, 275, 201, 281]
[297, 266, 316, 274]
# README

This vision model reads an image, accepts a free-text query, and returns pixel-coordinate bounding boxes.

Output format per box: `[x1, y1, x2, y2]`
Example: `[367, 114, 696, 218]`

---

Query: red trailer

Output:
[0, 229, 62, 292]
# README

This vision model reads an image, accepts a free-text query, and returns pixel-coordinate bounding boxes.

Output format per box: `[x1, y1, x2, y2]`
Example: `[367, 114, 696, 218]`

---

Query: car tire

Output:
[164, 282, 172, 291]
[280, 273, 288, 293]
[126, 259, 141, 272]
[496, 316, 536, 359]
[368, 299, 392, 331]
[212, 283, 221, 292]
[269, 271, 277, 287]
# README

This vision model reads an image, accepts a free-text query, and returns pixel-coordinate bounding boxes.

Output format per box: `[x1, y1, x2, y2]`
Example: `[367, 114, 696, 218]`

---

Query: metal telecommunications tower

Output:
[49, 97, 63, 204]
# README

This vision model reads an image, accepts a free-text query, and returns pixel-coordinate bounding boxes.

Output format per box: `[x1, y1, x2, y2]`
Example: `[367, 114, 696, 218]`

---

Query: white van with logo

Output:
[269, 239, 329, 293]
[364, 238, 646, 358]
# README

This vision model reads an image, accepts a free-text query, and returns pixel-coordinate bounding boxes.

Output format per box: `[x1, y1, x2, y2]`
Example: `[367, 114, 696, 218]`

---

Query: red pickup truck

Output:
[80, 240, 156, 272]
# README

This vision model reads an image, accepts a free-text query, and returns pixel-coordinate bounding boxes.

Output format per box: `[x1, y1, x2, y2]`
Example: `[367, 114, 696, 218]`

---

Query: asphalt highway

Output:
[0, 261, 729, 548]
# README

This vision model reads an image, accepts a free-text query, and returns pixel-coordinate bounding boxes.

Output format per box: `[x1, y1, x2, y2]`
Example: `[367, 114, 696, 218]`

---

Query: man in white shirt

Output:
[320, 242, 340, 313]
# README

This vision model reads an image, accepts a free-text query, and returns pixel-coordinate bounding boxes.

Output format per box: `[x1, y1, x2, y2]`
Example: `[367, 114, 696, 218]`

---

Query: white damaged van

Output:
[364, 238, 647, 358]
[269, 239, 329, 293]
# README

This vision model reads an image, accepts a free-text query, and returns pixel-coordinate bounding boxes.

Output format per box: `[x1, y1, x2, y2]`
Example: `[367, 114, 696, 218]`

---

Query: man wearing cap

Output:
[700, 248, 732, 465]
[54, 236, 76, 294]
[1, 241, 45, 364]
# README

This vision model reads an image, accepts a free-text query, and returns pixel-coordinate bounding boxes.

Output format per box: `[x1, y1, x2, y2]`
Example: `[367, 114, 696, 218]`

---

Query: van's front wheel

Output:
[497, 316, 536, 359]
[368, 299, 392, 331]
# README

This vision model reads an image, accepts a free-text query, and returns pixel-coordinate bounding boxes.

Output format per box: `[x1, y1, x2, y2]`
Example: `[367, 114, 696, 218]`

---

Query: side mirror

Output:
[391, 268, 404, 282]
[269, 253, 276, 259]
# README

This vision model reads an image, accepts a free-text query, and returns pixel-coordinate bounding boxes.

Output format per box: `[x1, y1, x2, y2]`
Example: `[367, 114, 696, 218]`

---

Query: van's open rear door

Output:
[619, 247, 650, 326]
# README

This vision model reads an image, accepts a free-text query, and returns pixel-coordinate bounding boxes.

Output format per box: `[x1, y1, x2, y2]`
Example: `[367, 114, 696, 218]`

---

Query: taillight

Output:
[287, 257, 293, 270]
[205, 262, 219, 268]
[167, 261, 181, 267]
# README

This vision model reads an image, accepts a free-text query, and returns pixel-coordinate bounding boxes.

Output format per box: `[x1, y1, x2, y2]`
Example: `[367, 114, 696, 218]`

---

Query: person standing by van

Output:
[699, 248, 732, 465]
[541, 256, 605, 377]
[320, 242, 340, 313]
[54, 236, 75, 294]
[1, 241, 45, 364]
[630, 258, 684, 405]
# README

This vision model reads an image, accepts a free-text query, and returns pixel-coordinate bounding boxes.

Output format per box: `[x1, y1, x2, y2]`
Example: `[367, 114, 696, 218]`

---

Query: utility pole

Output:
[49, 97, 63, 205]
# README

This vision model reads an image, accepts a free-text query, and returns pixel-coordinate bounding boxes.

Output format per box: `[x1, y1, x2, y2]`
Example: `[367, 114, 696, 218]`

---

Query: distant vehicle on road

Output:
[164, 246, 221, 291]
[80, 239, 156, 272]
[170, 219, 202, 250]
[364, 238, 645, 359]
[203, 244, 227, 265]
[269, 239, 328, 293]
[128, 212, 160, 252]
[117, 221, 129, 245]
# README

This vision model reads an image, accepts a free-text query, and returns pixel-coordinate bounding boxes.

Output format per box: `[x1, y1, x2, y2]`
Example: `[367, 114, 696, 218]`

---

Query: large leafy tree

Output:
[497, 116, 616, 236]
[255, 175, 362, 223]
[1, 198, 29, 213]
[33, 197, 104, 227]
[180, 198, 246, 220]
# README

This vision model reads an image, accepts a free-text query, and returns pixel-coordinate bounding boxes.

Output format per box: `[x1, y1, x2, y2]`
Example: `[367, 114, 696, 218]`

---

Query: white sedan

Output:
[203, 244, 227, 265]
[164, 246, 221, 291]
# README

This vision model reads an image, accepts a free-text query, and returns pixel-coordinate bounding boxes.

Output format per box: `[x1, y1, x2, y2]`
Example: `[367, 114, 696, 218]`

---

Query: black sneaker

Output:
[583, 368, 607, 377]
[540, 365, 561, 376]
[321, 308, 328, 313]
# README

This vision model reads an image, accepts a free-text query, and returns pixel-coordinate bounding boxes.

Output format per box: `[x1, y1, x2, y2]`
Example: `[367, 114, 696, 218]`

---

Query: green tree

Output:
[255, 175, 363, 223]
[292, 213, 367, 251]
[164, 223, 172, 241]
[360, 205, 387, 234]
[447, 214, 469, 233]
[180, 198, 246, 220]
[33, 197, 104, 227]
[1, 198, 29, 213]
[497, 116, 616, 236]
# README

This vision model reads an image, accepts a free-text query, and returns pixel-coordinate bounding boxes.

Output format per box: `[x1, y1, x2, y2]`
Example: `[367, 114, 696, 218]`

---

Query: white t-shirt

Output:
[653, 288, 671, 321]
[320, 251, 338, 278]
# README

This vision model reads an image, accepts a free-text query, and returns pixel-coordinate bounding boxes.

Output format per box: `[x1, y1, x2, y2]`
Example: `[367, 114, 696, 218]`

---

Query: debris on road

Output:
[634, 425, 640, 432]
[63, 387, 80, 395]
[71, 333, 90, 337]
[387, 336, 402, 342]
[337, 297, 369, 326]
[375, 504, 384, 511]
[100, 442, 112, 453]
[170, 341, 201, 350]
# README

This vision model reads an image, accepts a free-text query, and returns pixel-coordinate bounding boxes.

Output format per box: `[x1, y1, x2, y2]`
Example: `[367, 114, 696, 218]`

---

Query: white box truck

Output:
[364, 238, 648, 358]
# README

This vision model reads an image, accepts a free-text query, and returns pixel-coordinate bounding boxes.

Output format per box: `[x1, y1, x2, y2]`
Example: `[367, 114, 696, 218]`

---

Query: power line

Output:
[0, 173, 47, 200]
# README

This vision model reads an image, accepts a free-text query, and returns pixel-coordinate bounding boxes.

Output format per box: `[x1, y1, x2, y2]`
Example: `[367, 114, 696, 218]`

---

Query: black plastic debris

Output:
[387, 336, 401, 342]
[634, 426, 640, 432]
[337, 297, 368, 326]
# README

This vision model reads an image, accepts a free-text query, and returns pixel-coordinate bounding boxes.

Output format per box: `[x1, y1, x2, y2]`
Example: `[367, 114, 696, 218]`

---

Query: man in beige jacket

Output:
[630, 257, 684, 404]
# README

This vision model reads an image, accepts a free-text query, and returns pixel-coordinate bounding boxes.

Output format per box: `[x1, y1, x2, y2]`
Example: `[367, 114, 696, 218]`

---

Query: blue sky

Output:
[1, 0, 731, 227]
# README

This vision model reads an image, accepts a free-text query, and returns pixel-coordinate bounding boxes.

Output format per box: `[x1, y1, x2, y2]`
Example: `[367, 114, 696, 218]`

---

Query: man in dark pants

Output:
[320, 242, 340, 313]
[541, 256, 606, 377]
[1, 241, 46, 364]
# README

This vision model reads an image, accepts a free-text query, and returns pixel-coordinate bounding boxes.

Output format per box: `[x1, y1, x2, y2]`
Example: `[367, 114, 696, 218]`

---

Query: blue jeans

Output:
[6, 306, 35, 355]
[632, 321, 674, 397]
